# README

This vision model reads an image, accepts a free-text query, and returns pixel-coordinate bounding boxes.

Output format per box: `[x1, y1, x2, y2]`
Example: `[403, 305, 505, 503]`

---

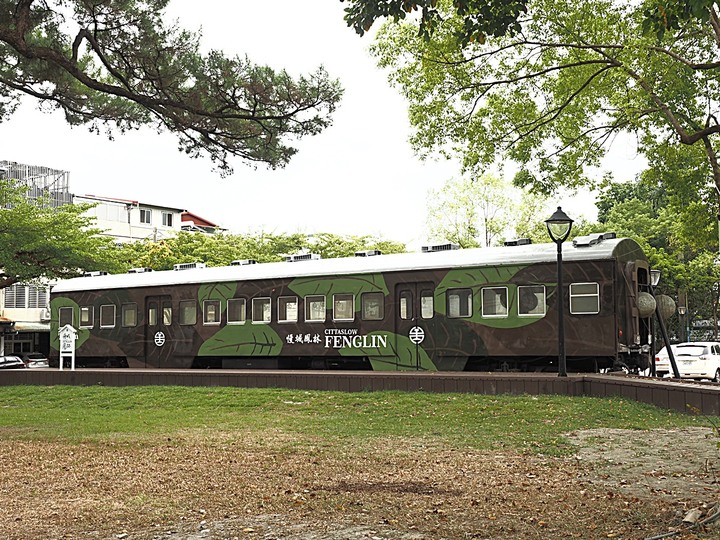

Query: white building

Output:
[75, 194, 185, 243]
[1, 162, 222, 359]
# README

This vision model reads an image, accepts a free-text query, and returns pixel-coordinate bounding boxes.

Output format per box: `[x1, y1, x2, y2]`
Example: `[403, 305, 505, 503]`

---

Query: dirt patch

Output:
[1, 428, 718, 540]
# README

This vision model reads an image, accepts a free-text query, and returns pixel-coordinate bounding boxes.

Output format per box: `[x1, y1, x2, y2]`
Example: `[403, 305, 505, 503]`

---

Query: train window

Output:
[518, 286, 546, 317]
[162, 302, 172, 325]
[278, 296, 298, 323]
[59, 307, 73, 327]
[100, 305, 116, 328]
[148, 303, 157, 326]
[569, 283, 600, 314]
[122, 303, 137, 327]
[227, 298, 246, 324]
[305, 295, 326, 322]
[203, 300, 221, 325]
[180, 300, 197, 325]
[361, 292, 384, 321]
[482, 287, 508, 317]
[333, 294, 354, 321]
[447, 289, 472, 318]
[252, 297, 271, 323]
[399, 291, 412, 320]
[80, 306, 94, 328]
[420, 290, 434, 319]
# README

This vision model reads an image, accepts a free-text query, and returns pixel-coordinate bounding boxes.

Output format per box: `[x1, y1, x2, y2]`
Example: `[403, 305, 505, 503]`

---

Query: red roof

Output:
[181, 211, 219, 228]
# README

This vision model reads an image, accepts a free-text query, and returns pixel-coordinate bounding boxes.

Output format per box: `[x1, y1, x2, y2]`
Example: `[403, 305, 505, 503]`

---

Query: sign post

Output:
[58, 324, 78, 371]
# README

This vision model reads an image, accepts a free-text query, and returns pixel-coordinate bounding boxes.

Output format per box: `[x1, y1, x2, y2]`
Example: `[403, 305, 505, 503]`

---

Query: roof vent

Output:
[504, 238, 532, 246]
[355, 249, 382, 257]
[231, 259, 257, 266]
[173, 262, 206, 271]
[128, 267, 153, 273]
[83, 271, 108, 277]
[285, 253, 321, 263]
[572, 232, 617, 248]
[421, 242, 460, 253]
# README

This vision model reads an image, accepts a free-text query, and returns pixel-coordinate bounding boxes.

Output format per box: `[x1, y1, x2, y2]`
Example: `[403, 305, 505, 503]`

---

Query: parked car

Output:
[655, 342, 720, 382]
[22, 352, 49, 368]
[0, 355, 27, 369]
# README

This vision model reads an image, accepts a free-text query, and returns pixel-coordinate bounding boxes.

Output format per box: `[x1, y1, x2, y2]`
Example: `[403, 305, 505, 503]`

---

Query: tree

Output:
[341, 0, 528, 43]
[368, 0, 720, 202]
[0, 1, 343, 174]
[0, 179, 122, 289]
[111, 230, 406, 271]
[426, 172, 531, 247]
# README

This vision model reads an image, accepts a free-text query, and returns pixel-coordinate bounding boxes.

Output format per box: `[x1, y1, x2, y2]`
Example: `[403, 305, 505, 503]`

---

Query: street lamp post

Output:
[678, 305, 687, 342]
[545, 207, 574, 377]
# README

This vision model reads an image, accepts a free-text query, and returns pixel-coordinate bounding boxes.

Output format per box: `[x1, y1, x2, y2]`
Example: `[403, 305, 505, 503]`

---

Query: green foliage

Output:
[370, 0, 720, 200]
[341, 0, 528, 44]
[0, 1, 343, 173]
[0, 180, 122, 289]
[642, 0, 718, 40]
[426, 172, 549, 247]
[109, 231, 406, 271]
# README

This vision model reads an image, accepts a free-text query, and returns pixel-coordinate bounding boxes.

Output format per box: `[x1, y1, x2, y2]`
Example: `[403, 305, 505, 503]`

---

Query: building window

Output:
[361, 292, 384, 321]
[203, 300, 221, 325]
[304, 295, 325, 322]
[227, 298, 246, 323]
[252, 297, 271, 323]
[100, 305, 116, 328]
[278, 296, 298, 323]
[140, 208, 151, 224]
[162, 212, 173, 227]
[447, 288, 472, 318]
[518, 285, 546, 317]
[3, 283, 25, 308]
[333, 294, 354, 321]
[28, 285, 48, 309]
[179, 300, 197, 325]
[570, 283, 600, 314]
[481, 287, 508, 318]
[122, 303, 137, 327]
[80, 306, 94, 328]
[1, 283, 46, 309]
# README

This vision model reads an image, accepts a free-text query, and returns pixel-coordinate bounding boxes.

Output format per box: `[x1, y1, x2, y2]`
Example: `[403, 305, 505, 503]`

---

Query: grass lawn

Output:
[1, 386, 718, 540]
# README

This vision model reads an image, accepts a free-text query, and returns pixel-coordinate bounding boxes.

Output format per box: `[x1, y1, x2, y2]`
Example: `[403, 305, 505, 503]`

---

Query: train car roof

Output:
[51, 235, 646, 294]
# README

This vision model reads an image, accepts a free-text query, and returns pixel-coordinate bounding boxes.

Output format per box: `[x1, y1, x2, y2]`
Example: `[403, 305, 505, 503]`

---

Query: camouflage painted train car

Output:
[49, 233, 655, 372]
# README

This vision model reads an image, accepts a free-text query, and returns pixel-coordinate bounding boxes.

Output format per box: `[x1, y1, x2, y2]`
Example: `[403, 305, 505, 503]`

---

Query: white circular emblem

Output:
[409, 326, 425, 344]
[154, 331, 166, 347]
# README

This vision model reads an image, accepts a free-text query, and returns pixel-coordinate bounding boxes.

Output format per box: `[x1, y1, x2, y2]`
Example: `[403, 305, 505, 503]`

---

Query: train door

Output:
[394, 282, 436, 370]
[145, 295, 174, 368]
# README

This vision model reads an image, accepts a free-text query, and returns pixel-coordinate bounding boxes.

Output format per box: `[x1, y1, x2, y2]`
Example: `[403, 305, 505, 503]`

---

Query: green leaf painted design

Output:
[49, 297, 90, 350]
[289, 274, 389, 305]
[198, 282, 236, 314]
[198, 323, 282, 356]
[338, 331, 437, 371]
[436, 266, 549, 329]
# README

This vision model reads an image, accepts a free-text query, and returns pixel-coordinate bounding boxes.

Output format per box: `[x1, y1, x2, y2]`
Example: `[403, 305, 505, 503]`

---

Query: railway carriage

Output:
[49, 233, 655, 372]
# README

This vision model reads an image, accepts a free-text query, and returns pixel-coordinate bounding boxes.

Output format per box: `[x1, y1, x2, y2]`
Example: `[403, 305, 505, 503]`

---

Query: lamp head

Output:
[545, 206, 574, 243]
[650, 269, 661, 287]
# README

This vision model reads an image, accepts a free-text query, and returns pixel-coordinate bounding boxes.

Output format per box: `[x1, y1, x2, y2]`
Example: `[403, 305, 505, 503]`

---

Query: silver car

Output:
[655, 342, 720, 382]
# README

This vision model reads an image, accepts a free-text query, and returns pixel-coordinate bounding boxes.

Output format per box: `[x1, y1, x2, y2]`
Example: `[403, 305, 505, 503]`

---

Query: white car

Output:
[655, 342, 720, 382]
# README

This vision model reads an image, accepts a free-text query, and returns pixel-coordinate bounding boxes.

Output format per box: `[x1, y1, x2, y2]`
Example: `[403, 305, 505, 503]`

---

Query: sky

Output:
[0, 1, 647, 248]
